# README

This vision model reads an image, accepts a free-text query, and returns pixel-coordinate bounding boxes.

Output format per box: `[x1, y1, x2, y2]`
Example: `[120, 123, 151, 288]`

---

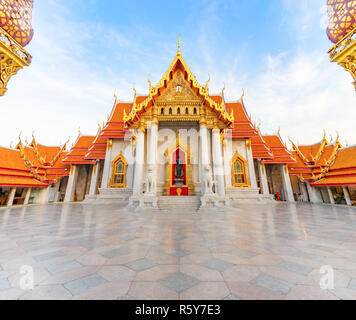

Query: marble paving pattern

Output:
[0, 202, 355, 300]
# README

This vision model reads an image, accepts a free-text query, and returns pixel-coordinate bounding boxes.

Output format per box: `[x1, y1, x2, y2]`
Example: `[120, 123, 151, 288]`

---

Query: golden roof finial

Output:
[346, 139, 349, 147]
[178, 36, 181, 55]
[78, 126, 81, 135]
[10, 141, 13, 149]
[114, 89, 117, 101]
[205, 74, 210, 90]
[241, 88, 245, 99]
[133, 84, 137, 98]
[336, 130, 340, 142]
[278, 126, 281, 137]
[148, 74, 152, 92]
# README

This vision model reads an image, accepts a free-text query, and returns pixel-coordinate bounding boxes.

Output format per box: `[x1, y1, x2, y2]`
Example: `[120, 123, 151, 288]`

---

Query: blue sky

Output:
[1, 0, 355, 147]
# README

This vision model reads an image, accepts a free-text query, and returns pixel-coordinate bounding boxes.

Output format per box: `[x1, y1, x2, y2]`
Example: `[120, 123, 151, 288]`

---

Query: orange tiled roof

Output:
[85, 129, 107, 160]
[310, 146, 356, 186]
[262, 135, 296, 164]
[225, 100, 272, 159]
[100, 101, 132, 139]
[0, 147, 48, 187]
[63, 135, 96, 164]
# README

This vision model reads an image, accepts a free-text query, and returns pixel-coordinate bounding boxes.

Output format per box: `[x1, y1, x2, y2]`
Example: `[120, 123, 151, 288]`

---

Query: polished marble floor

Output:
[0, 202, 356, 300]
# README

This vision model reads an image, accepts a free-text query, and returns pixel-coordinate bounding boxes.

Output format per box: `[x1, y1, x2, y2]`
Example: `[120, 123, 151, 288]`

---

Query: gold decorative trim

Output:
[109, 152, 127, 188]
[0, 27, 32, 96]
[231, 151, 250, 188]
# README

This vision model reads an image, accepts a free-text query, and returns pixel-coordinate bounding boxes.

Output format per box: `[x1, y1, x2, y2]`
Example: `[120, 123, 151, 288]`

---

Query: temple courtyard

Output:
[0, 202, 356, 300]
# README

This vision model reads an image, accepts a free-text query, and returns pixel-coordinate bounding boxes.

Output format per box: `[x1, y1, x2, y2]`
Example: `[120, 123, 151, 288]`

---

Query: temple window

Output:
[110, 153, 127, 188]
[161, 108, 164, 115]
[185, 108, 189, 114]
[177, 107, 181, 114]
[169, 108, 172, 115]
[193, 108, 197, 114]
[232, 152, 249, 187]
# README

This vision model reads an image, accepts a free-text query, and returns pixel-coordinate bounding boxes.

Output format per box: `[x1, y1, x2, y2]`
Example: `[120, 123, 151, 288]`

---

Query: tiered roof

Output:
[123, 43, 234, 127]
[225, 98, 273, 160]
[289, 134, 343, 182]
[0, 146, 47, 187]
[15, 135, 70, 184]
[63, 134, 96, 164]
[262, 134, 296, 164]
[311, 145, 356, 187]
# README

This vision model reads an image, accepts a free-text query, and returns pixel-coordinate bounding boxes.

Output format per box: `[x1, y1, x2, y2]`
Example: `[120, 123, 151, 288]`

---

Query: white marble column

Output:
[280, 164, 295, 202]
[133, 129, 145, 195]
[147, 122, 158, 194]
[299, 181, 309, 202]
[245, 140, 258, 188]
[101, 140, 113, 189]
[223, 133, 232, 189]
[200, 124, 209, 195]
[38, 186, 51, 204]
[343, 186, 352, 206]
[89, 162, 101, 196]
[212, 128, 225, 196]
[64, 165, 78, 202]
[327, 187, 335, 204]
[258, 161, 269, 195]
[24, 188, 32, 205]
[306, 182, 322, 204]
[148, 122, 158, 166]
[6, 187, 16, 206]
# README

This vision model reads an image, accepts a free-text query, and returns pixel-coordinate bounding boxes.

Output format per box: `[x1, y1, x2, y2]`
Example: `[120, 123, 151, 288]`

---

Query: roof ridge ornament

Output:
[177, 36, 181, 55]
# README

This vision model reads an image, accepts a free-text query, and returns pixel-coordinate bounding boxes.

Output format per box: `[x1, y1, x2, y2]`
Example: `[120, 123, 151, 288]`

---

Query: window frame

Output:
[110, 152, 128, 188]
[231, 152, 250, 188]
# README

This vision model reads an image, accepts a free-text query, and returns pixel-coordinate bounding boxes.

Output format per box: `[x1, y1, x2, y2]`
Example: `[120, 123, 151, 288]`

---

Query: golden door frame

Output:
[163, 135, 195, 196]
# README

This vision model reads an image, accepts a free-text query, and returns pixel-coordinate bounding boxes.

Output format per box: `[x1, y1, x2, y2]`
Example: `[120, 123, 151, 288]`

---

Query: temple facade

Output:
[1, 46, 355, 210]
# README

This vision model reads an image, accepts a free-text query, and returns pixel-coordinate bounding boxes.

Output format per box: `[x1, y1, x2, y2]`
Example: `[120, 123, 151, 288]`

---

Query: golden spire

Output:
[148, 74, 152, 92]
[205, 74, 210, 90]
[177, 36, 181, 55]
[114, 89, 117, 101]
[241, 88, 245, 99]
[78, 126, 81, 135]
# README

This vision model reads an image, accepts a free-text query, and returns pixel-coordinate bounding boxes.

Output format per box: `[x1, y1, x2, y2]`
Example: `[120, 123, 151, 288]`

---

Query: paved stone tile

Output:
[20, 284, 73, 300]
[135, 265, 179, 281]
[117, 294, 135, 300]
[222, 265, 260, 282]
[98, 266, 136, 282]
[170, 248, 191, 258]
[171, 234, 187, 241]
[129, 281, 179, 300]
[200, 258, 235, 272]
[140, 241, 162, 248]
[309, 244, 336, 253]
[180, 264, 224, 282]
[277, 261, 313, 276]
[34, 250, 65, 262]
[0, 278, 11, 291]
[47, 260, 82, 275]
[180, 282, 230, 300]
[100, 248, 129, 259]
[251, 274, 294, 295]
[125, 259, 158, 272]
[224, 293, 242, 300]
[159, 272, 200, 293]
[64, 274, 107, 296]
[284, 285, 339, 300]
[230, 248, 257, 259]
[348, 278, 356, 290]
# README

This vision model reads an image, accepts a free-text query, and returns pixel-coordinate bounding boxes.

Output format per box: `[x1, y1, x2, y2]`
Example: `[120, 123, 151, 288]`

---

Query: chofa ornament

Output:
[0, 0, 34, 47]
[327, 0, 356, 43]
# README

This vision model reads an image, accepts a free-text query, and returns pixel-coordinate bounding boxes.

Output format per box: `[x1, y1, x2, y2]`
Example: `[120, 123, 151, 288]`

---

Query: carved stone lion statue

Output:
[145, 165, 156, 194]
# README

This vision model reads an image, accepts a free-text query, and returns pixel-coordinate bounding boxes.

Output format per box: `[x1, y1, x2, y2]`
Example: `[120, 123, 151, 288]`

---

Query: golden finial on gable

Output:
[133, 85, 137, 98]
[177, 36, 181, 55]
[241, 88, 245, 99]
[78, 126, 81, 135]
[114, 89, 117, 101]
[10, 141, 13, 149]
[148, 74, 152, 92]
[205, 74, 210, 91]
